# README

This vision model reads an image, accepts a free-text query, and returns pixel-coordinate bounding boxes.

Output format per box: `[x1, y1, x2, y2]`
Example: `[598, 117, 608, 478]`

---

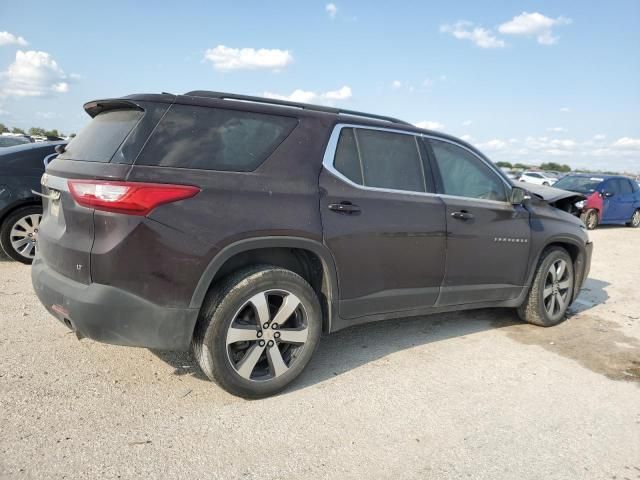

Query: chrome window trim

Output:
[321, 123, 513, 206]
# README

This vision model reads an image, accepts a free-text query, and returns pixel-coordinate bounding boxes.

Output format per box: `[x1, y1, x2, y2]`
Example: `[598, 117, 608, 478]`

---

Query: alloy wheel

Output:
[632, 210, 640, 227]
[9, 213, 41, 260]
[226, 290, 309, 381]
[543, 259, 572, 317]
[587, 211, 598, 229]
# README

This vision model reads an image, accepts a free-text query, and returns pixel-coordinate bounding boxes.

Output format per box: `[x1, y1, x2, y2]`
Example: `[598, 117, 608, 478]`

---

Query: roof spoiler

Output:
[83, 99, 144, 118]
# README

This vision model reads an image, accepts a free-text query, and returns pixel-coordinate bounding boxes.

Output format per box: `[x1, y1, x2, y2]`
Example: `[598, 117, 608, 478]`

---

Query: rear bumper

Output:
[31, 259, 199, 350]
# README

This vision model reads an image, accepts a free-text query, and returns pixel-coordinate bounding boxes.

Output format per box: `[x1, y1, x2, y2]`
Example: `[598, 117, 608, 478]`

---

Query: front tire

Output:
[626, 209, 640, 228]
[580, 209, 598, 230]
[0, 205, 42, 264]
[518, 247, 574, 327]
[192, 266, 322, 398]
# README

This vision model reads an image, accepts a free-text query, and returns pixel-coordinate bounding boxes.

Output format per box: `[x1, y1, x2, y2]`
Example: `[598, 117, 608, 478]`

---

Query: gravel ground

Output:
[1, 227, 639, 479]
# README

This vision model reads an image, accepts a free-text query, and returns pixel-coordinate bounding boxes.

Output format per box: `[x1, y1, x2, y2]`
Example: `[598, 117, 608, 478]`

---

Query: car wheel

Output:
[517, 247, 574, 327]
[0, 205, 42, 264]
[626, 209, 640, 228]
[580, 209, 598, 230]
[192, 265, 322, 398]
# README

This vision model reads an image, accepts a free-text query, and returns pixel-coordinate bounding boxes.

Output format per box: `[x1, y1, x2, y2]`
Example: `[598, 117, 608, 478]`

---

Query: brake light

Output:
[67, 180, 200, 215]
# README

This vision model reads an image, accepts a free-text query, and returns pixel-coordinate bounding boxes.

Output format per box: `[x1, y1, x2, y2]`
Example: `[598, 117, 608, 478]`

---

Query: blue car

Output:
[553, 174, 640, 229]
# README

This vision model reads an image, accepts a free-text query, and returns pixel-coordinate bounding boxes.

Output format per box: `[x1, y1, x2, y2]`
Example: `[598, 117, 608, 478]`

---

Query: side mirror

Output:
[510, 186, 529, 205]
[54, 144, 66, 155]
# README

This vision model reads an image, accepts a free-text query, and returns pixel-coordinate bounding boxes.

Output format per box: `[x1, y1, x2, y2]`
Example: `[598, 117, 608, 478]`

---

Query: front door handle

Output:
[328, 201, 361, 214]
[451, 210, 474, 221]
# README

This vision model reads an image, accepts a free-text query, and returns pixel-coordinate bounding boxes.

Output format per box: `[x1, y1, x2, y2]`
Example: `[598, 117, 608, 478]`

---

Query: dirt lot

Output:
[1, 227, 639, 479]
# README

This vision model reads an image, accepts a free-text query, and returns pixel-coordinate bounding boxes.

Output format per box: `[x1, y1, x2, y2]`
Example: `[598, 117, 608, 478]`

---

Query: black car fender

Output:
[189, 236, 340, 333]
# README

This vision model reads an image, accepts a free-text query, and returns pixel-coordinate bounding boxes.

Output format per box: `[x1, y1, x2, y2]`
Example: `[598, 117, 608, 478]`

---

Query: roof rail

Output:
[183, 90, 413, 126]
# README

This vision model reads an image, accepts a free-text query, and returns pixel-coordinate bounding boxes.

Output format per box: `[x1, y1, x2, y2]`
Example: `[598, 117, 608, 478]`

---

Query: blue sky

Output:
[1, 0, 639, 172]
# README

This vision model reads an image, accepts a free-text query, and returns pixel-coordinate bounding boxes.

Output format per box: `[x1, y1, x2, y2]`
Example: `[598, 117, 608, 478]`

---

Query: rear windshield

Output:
[59, 109, 143, 162]
[135, 104, 297, 171]
[553, 176, 603, 193]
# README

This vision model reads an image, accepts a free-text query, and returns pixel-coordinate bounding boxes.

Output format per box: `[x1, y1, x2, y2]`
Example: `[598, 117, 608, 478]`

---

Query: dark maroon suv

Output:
[32, 91, 592, 398]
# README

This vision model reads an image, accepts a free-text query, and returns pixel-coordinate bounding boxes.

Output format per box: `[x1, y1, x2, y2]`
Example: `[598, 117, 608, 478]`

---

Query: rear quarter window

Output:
[135, 104, 298, 171]
[59, 109, 143, 162]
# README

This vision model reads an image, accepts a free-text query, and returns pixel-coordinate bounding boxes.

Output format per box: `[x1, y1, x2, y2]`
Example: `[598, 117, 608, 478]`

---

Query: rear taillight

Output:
[67, 180, 200, 216]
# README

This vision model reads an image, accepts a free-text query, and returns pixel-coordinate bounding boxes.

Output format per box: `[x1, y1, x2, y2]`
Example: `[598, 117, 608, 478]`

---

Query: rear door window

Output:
[356, 129, 426, 192]
[136, 104, 298, 171]
[333, 128, 363, 184]
[330, 127, 428, 193]
[58, 109, 143, 162]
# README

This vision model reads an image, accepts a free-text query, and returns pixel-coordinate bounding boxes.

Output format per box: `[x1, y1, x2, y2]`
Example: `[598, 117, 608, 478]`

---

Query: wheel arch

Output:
[189, 237, 340, 334]
[0, 198, 42, 227]
[527, 236, 588, 303]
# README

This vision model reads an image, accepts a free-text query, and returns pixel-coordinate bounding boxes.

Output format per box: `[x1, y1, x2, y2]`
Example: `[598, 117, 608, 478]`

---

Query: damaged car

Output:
[552, 174, 640, 229]
[32, 91, 593, 397]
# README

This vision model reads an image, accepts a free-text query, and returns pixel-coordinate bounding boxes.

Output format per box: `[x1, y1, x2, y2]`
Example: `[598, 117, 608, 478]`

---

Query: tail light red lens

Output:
[67, 180, 200, 216]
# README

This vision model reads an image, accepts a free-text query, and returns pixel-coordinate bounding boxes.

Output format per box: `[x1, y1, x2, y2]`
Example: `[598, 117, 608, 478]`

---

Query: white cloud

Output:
[440, 21, 505, 48]
[470, 135, 640, 172]
[0, 31, 28, 47]
[498, 12, 572, 45]
[422, 78, 433, 88]
[462, 120, 472, 126]
[0, 108, 9, 116]
[36, 111, 60, 119]
[560, 107, 570, 112]
[460, 134, 473, 142]
[593, 134, 606, 140]
[326, 3, 337, 19]
[264, 89, 317, 103]
[611, 137, 640, 149]
[263, 85, 352, 104]
[414, 120, 444, 130]
[324, 85, 352, 100]
[391, 80, 402, 89]
[203, 45, 293, 71]
[0, 50, 71, 97]
[547, 127, 567, 133]
[477, 139, 508, 151]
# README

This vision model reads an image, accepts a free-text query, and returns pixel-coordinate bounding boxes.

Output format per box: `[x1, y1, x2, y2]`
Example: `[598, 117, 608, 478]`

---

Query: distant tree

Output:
[44, 129, 60, 138]
[514, 163, 530, 170]
[11, 127, 25, 134]
[0, 123, 8, 133]
[28, 127, 46, 137]
[496, 161, 512, 168]
[540, 162, 571, 172]
[69, 133, 76, 138]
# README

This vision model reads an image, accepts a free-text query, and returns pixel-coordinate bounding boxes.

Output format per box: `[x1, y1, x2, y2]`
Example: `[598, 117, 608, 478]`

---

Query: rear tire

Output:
[580, 209, 598, 230]
[192, 265, 322, 398]
[517, 247, 574, 327]
[0, 205, 42, 264]
[626, 209, 640, 228]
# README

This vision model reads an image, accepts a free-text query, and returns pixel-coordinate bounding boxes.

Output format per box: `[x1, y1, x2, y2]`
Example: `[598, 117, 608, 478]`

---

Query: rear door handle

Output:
[451, 210, 474, 221]
[328, 202, 361, 214]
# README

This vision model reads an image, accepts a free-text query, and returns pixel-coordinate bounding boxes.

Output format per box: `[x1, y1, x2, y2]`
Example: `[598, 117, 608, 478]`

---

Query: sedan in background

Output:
[0, 136, 32, 148]
[553, 174, 640, 229]
[519, 171, 558, 186]
[0, 141, 66, 263]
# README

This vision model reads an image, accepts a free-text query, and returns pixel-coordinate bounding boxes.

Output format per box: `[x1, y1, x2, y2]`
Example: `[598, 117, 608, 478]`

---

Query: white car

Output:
[519, 171, 557, 186]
